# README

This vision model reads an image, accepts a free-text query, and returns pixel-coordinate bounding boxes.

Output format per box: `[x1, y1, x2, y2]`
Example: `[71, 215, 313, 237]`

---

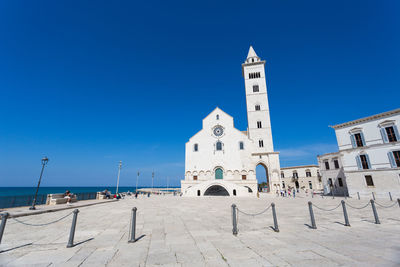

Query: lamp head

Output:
[42, 157, 49, 165]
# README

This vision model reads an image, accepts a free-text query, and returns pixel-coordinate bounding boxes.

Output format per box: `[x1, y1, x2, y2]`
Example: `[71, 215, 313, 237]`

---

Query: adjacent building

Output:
[280, 165, 322, 192]
[181, 46, 282, 197]
[319, 109, 400, 198]
[317, 152, 348, 196]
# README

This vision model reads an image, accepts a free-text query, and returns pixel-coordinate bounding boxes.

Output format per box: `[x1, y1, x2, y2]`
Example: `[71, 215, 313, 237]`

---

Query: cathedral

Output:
[181, 46, 282, 196]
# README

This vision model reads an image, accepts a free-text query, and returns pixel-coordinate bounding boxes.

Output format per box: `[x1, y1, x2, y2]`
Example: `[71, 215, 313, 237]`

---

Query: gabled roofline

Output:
[202, 107, 233, 123]
[330, 108, 400, 129]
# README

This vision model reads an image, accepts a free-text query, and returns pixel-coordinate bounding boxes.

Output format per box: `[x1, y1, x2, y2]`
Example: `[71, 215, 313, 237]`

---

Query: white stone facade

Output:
[280, 165, 323, 193]
[317, 152, 348, 196]
[321, 109, 400, 198]
[181, 47, 281, 197]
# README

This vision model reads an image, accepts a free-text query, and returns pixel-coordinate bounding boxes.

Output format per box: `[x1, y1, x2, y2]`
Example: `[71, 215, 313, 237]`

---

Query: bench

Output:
[46, 193, 77, 205]
[96, 192, 113, 200]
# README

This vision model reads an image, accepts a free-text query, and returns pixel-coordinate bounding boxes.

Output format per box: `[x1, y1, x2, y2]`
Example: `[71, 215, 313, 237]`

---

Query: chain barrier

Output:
[237, 204, 271, 217]
[11, 212, 72, 227]
[346, 202, 370, 210]
[312, 202, 342, 212]
[374, 202, 398, 209]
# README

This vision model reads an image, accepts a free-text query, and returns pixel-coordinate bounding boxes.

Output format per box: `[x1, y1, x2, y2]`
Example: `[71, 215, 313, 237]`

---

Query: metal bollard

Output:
[128, 207, 137, 243]
[357, 192, 360, 200]
[67, 209, 79, 248]
[308, 202, 317, 229]
[389, 192, 392, 201]
[271, 203, 279, 232]
[232, 204, 238, 235]
[341, 200, 350, 227]
[0, 213, 9, 244]
[372, 192, 375, 200]
[370, 200, 380, 224]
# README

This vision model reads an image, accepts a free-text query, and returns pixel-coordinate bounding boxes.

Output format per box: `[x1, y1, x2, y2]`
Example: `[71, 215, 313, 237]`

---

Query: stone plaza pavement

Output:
[0, 195, 399, 266]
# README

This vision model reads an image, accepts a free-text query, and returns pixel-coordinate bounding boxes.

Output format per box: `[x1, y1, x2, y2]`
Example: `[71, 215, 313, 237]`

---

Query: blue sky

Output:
[0, 0, 399, 187]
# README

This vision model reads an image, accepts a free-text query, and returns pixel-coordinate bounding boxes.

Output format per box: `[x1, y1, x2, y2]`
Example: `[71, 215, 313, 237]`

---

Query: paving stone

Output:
[0, 195, 399, 266]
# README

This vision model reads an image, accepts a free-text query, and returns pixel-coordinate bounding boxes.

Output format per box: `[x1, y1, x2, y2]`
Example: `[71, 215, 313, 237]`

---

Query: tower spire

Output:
[246, 46, 258, 59]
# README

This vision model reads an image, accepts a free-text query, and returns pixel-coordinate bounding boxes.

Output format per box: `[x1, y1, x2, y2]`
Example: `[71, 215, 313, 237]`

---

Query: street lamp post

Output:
[30, 157, 49, 210]
[167, 177, 169, 192]
[152, 171, 154, 193]
[116, 161, 122, 195]
[136, 171, 140, 193]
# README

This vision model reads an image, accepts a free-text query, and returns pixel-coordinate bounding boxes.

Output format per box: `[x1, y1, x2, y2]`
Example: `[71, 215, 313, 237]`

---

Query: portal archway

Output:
[204, 185, 230, 196]
[256, 163, 269, 192]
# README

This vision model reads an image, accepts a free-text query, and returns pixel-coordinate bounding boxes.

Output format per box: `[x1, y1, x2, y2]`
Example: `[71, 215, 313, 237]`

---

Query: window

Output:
[259, 140, 264, 147]
[309, 181, 312, 189]
[193, 176, 198, 181]
[233, 189, 236, 196]
[282, 181, 285, 188]
[215, 168, 223, 179]
[324, 161, 330, 170]
[306, 171, 311, 177]
[253, 85, 259, 92]
[194, 144, 198, 152]
[351, 133, 364, 147]
[386, 126, 398, 142]
[293, 171, 298, 178]
[242, 175, 246, 180]
[328, 178, 333, 187]
[197, 190, 200, 196]
[365, 175, 374, 186]
[216, 141, 222, 151]
[359, 154, 370, 169]
[281, 172, 284, 178]
[338, 178, 343, 187]
[255, 105, 260, 111]
[216, 114, 219, 120]
[334, 159, 339, 169]
[257, 121, 262, 128]
[388, 150, 400, 167]
[249, 72, 261, 79]
[381, 125, 399, 143]
[239, 141, 244, 150]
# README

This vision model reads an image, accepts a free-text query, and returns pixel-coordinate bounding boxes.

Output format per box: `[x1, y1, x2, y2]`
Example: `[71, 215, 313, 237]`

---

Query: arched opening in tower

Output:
[256, 163, 269, 192]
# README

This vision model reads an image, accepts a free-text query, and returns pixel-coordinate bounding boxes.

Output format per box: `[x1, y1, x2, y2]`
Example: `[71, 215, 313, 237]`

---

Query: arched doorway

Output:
[204, 185, 230, 196]
[256, 163, 269, 192]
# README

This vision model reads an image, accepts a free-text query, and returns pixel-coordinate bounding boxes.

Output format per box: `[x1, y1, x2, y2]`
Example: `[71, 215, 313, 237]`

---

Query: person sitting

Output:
[64, 190, 72, 204]
[103, 189, 111, 199]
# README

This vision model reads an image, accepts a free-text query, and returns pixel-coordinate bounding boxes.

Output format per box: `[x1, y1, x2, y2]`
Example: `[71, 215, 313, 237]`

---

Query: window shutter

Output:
[360, 132, 366, 146]
[350, 134, 356, 148]
[388, 151, 396, 168]
[365, 154, 371, 169]
[380, 128, 388, 143]
[356, 155, 362, 170]
[393, 125, 400, 141]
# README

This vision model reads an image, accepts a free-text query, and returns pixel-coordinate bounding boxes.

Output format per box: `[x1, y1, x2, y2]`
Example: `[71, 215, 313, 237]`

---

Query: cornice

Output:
[330, 108, 400, 129]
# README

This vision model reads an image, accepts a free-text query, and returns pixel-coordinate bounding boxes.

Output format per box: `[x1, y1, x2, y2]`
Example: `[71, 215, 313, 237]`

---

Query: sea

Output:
[0, 186, 154, 197]
[0, 186, 179, 209]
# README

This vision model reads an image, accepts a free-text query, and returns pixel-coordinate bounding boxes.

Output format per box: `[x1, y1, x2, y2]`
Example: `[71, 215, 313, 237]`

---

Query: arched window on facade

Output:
[216, 114, 219, 120]
[255, 104, 260, 111]
[194, 144, 198, 152]
[215, 168, 223, 179]
[216, 141, 222, 151]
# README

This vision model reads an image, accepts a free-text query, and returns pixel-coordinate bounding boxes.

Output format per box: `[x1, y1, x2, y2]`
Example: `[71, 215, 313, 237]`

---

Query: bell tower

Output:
[242, 46, 274, 153]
